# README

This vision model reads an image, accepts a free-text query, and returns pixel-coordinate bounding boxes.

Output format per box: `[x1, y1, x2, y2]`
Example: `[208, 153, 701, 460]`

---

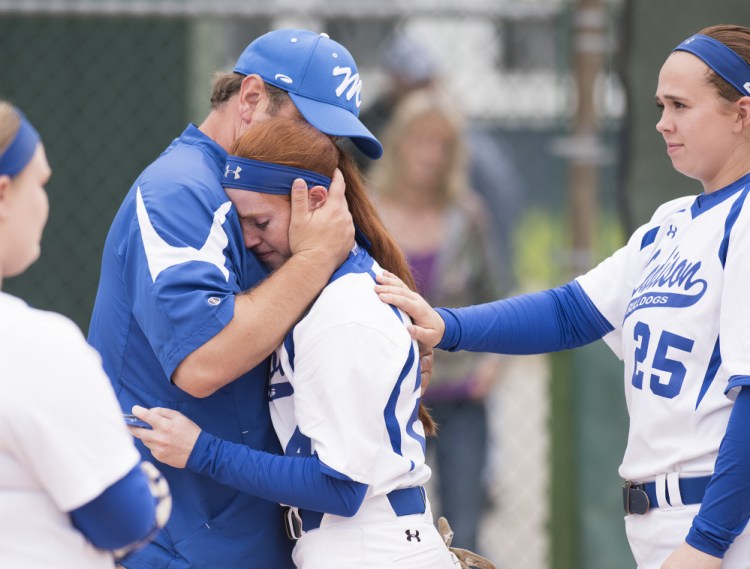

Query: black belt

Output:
[622, 475, 712, 515]
[284, 486, 426, 540]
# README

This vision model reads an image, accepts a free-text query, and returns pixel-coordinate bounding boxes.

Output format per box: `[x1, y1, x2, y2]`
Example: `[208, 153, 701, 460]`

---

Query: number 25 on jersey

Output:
[632, 321, 695, 399]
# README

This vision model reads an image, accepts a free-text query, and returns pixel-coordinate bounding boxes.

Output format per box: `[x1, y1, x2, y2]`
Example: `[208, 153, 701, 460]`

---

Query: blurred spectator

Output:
[359, 30, 438, 139]
[358, 29, 524, 293]
[368, 89, 506, 554]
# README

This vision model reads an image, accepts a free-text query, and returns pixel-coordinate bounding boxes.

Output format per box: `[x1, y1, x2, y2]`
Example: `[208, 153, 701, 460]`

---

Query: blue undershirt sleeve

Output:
[687, 385, 750, 558]
[187, 431, 367, 517]
[437, 281, 613, 354]
[69, 464, 156, 550]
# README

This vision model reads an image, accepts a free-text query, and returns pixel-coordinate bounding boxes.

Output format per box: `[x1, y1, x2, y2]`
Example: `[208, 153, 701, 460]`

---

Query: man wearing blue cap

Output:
[88, 29, 382, 569]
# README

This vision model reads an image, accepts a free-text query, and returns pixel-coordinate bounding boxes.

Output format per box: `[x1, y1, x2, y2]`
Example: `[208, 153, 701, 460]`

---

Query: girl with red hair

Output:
[130, 117, 491, 568]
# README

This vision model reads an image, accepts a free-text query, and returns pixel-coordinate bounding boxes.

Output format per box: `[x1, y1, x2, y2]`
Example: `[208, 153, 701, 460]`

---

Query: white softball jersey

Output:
[577, 180, 750, 482]
[269, 246, 431, 496]
[0, 292, 141, 568]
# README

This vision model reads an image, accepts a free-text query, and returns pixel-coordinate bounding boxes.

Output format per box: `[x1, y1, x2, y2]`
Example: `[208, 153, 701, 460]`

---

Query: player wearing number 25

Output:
[376, 24, 750, 569]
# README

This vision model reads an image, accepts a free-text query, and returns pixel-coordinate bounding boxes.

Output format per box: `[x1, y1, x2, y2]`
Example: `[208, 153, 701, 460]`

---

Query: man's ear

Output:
[238, 75, 266, 123]
[308, 186, 329, 211]
[0, 175, 11, 220]
[738, 96, 750, 130]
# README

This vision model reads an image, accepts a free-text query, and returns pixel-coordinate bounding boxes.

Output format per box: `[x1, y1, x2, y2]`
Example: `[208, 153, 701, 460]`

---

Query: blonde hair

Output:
[0, 102, 21, 155]
[698, 25, 750, 103]
[368, 89, 469, 206]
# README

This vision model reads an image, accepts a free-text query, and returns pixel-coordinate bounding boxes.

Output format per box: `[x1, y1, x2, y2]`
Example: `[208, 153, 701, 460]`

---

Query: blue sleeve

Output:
[687, 386, 750, 557]
[187, 431, 368, 517]
[69, 464, 156, 550]
[123, 182, 242, 379]
[437, 281, 613, 354]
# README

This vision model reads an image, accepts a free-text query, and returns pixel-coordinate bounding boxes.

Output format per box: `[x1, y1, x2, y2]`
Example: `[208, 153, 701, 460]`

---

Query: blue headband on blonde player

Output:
[673, 34, 750, 96]
[221, 156, 331, 195]
[0, 108, 41, 178]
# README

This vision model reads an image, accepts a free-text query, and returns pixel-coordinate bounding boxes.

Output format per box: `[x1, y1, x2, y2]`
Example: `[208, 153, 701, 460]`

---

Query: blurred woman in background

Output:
[369, 89, 506, 553]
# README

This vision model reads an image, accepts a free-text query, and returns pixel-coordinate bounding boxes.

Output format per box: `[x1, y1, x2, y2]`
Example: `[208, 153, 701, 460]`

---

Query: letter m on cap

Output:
[333, 66, 362, 108]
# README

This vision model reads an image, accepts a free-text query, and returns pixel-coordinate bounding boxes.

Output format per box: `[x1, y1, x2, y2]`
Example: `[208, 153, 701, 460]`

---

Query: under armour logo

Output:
[667, 225, 677, 238]
[333, 66, 362, 108]
[405, 529, 421, 542]
[225, 164, 242, 180]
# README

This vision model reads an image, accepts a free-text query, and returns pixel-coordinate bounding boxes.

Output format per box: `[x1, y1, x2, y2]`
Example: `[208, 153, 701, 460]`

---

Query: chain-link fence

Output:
[1, 2, 630, 568]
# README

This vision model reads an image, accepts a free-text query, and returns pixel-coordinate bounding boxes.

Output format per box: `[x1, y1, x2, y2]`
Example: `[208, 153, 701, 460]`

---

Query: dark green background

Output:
[0, 17, 187, 328]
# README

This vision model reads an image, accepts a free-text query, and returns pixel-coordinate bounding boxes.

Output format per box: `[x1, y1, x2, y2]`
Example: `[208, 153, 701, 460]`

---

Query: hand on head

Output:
[289, 168, 354, 269]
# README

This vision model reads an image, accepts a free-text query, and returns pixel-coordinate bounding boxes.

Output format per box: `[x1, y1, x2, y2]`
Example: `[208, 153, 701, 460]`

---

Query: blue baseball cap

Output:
[235, 29, 383, 159]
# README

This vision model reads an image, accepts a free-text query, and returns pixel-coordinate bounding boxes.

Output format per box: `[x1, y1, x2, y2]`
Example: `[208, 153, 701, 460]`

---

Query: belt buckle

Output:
[284, 506, 303, 541]
[622, 481, 650, 515]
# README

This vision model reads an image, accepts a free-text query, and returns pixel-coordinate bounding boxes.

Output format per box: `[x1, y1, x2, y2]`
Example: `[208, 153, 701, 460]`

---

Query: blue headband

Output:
[673, 34, 750, 96]
[0, 109, 41, 178]
[221, 156, 331, 194]
[221, 154, 373, 251]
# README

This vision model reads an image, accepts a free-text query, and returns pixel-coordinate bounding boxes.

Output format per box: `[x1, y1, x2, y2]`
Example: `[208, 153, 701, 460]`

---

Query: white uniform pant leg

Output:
[625, 504, 699, 569]
[625, 504, 750, 569]
[291, 499, 458, 569]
